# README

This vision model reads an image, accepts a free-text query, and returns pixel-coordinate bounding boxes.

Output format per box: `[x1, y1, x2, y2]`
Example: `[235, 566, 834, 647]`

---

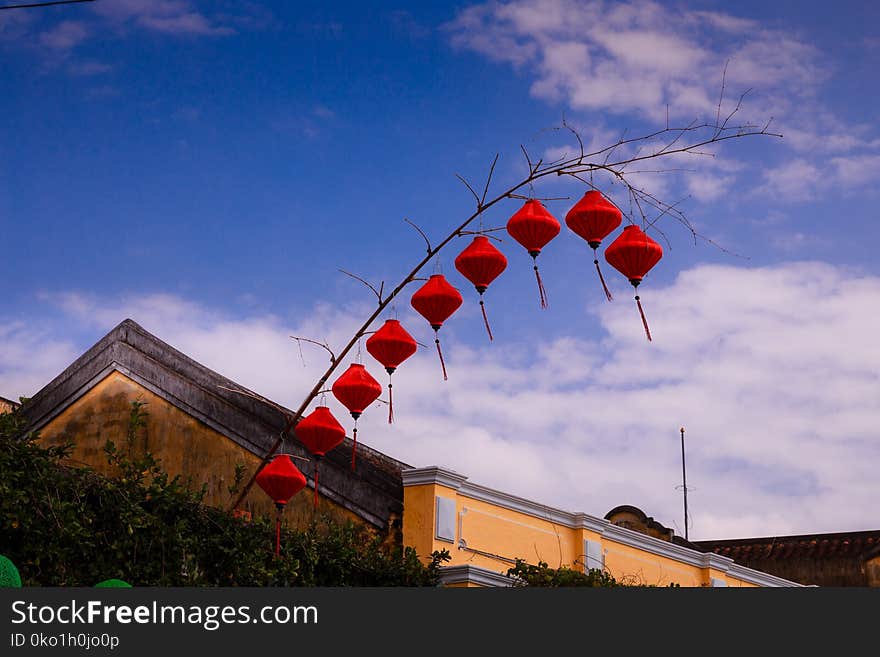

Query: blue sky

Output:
[2, 0, 879, 542]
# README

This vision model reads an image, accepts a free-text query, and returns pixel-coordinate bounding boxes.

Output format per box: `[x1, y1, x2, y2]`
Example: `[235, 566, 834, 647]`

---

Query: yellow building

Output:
[15, 319, 801, 588]
[402, 467, 799, 587]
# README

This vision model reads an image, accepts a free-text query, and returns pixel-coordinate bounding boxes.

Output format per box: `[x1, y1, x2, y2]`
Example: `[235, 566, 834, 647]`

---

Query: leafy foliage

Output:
[0, 403, 449, 587]
[506, 559, 681, 587]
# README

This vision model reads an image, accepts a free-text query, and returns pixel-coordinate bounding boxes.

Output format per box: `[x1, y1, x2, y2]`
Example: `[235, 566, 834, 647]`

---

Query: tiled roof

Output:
[696, 529, 880, 561]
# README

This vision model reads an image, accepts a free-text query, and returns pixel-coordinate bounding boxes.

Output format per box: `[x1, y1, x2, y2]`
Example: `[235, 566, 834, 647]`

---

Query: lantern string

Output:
[387, 379, 393, 424]
[479, 298, 494, 341]
[434, 331, 448, 381]
[635, 295, 652, 342]
[594, 255, 614, 302]
[351, 422, 358, 472]
[533, 262, 548, 309]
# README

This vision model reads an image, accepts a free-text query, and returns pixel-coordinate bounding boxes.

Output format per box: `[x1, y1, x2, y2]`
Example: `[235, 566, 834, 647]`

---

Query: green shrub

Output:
[0, 403, 448, 587]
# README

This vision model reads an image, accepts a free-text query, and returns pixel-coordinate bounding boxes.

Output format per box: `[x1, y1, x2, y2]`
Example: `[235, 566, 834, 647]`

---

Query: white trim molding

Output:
[438, 565, 516, 588]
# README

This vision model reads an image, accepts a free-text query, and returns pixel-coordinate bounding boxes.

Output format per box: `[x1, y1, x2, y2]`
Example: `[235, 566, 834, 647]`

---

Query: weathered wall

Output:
[36, 371, 361, 529]
[865, 554, 880, 587]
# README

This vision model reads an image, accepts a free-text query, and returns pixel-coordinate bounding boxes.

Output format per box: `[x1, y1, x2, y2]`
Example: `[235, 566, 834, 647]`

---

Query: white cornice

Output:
[438, 565, 516, 588]
[401, 466, 469, 489]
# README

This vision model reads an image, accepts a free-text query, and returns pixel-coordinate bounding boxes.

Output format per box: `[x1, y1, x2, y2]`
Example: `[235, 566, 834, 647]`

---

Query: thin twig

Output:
[290, 336, 337, 364]
[480, 153, 500, 206]
[455, 173, 481, 207]
[507, 192, 571, 201]
[339, 268, 383, 304]
[404, 218, 432, 254]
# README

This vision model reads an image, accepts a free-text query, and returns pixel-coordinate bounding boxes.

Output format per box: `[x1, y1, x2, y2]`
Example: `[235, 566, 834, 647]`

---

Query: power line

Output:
[1, 0, 95, 10]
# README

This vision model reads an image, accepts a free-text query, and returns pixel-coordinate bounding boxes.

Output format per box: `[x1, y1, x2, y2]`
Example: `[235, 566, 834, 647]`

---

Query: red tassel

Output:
[594, 254, 613, 302]
[313, 462, 319, 509]
[274, 507, 281, 557]
[533, 262, 548, 309]
[351, 425, 358, 471]
[387, 382, 393, 424]
[479, 298, 494, 342]
[434, 331, 448, 381]
[635, 295, 652, 342]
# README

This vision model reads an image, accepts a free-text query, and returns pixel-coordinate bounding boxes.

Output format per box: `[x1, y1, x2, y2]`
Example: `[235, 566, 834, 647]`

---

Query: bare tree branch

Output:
[228, 94, 783, 511]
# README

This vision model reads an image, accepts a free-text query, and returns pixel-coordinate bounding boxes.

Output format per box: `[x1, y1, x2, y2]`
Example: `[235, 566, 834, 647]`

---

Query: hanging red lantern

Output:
[506, 199, 561, 309]
[255, 454, 307, 557]
[366, 319, 418, 424]
[604, 224, 663, 342]
[410, 273, 463, 381]
[331, 363, 382, 471]
[454, 235, 507, 341]
[294, 405, 346, 509]
[565, 190, 623, 302]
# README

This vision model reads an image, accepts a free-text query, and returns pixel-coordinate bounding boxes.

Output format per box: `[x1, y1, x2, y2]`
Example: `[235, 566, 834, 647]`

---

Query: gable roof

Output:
[20, 318, 409, 529]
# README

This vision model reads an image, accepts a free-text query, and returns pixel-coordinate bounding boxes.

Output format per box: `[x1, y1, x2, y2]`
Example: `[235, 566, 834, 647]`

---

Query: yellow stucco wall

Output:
[404, 480, 766, 587]
[36, 370, 360, 528]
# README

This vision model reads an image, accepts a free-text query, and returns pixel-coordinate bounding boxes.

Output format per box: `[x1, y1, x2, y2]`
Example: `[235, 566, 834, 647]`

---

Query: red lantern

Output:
[366, 319, 418, 424]
[604, 224, 663, 341]
[565, 190, 623, 302]
[454, 235, 508, 341]
[506, 199, 561, 309]
[255, 454, 307, 556]
[294, 405, 346, 509]
[331, 363, 382, 471]
[410, 274, 463, 381]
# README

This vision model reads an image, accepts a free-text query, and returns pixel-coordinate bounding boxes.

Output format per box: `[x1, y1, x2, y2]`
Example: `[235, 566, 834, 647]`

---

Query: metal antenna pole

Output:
[680, 426, 689, 541]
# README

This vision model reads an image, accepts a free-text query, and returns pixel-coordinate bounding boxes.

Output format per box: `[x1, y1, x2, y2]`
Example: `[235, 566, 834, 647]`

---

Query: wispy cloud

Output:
[758, 154, 880, 201]
[39, 20, 89, 51]
[91, 0, 234, 36]
[6, 261, 880, 539]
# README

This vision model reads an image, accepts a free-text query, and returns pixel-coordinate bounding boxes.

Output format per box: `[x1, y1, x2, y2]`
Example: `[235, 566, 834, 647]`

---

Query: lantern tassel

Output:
[434, 331, 448, 381]
[274, 505, 282, 558]
[479, 297, 494, 341]
[313, 460, 319, 509]
[533, 261, 548, 309]
[351, 424, 358, 471]
[388, 381, 393, 424]
[594, 255, 614, 302]
[635, 294, 652, 342]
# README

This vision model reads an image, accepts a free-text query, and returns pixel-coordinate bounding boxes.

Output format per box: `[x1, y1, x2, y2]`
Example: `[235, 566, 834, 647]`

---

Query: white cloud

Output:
[4, 261, 880, 542]
[447, 0, 880, 202]
[445, 0, 824, 123]
[759, 154, 880, 201]
[758, 158, 823, 200]
[829, 154, 880, 189]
